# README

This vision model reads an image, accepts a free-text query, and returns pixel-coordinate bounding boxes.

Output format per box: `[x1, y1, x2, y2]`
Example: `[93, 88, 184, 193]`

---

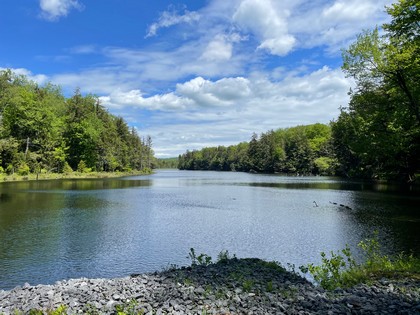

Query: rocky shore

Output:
[0, 258, 419, 314]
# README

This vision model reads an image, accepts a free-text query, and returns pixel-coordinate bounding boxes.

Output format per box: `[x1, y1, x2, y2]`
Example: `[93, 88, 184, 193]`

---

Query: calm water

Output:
[0, 170, 419, 290]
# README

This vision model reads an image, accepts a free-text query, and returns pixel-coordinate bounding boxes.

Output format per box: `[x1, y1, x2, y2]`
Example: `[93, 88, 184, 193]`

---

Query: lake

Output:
[0, 170, 419, 290]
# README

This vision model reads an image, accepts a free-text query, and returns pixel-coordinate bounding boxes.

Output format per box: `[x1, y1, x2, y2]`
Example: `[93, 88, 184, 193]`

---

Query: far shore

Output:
[0, 170, 153, 183]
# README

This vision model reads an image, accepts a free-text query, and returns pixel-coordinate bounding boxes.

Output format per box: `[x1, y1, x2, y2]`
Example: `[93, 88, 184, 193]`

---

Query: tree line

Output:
[179, 0, 420, 181]
[179, 123, 336, 175]
[156, 157, 179, 169]
[0, 70, 154, 176]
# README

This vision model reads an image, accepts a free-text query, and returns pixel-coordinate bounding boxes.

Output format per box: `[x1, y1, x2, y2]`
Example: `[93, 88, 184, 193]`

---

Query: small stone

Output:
[233, 295, 241, 303]
[195, 287, 205, 294]
[346, 295, 362, 308]
[112, 294, 121, 300]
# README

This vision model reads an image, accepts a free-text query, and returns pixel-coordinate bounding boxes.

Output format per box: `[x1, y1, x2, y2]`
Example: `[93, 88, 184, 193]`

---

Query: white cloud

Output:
[200, 35, 233, 62]
[99, 76, 251, 111]
[99, 89, 193, 111]
[200, 33, 247, 62]
[0, 67, 49, 85]
[157, 67, 352, 157]
[51, 68, 139, 95]
[233, 0, 295, 56]
[92, 67, 354, 157]
[176, 77, 251, 107]
[39, 0, 83, 21]
[322, 1, 378, 22]
[289, 0, 393, 51]
[146, 9, 200, 38]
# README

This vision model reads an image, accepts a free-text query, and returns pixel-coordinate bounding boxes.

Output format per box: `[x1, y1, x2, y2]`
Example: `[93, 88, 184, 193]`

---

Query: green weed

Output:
[242, 279, 254, 292]
[217, 250, 236, 263]
[114, 299, 144, 315]
[188, 248, 212, 266]
[300, 231, 420, 290]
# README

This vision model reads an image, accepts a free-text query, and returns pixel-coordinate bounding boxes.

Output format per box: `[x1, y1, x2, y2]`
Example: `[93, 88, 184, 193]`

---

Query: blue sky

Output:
[0, 0, 393, 157]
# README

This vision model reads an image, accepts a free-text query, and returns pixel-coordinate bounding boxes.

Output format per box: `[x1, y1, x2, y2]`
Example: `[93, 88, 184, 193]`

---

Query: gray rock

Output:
[112, 293, 121, 300]
[1, 258, 419, 315]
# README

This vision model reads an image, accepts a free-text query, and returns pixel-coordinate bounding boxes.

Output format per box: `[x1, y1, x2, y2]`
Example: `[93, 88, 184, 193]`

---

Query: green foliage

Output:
[217, 250, 235, 263]
[156, 157, 179, 168]
[314, 157, 337, 175]
[62, 161, 73, 174]
[334, 0, 420, 181]
[77, 160, 91, 173]
[17, 163, 30, 176]
[114, 299, 143, 315]
[0, 70, 154, 178]
[188, 248, 212, 266]
[300, 245, 357, 290]
[179, 123, 335, 175]
[5, 164, 14, 175]
[26, 305, 67, 315]
[242, 279, 254, 292]
[300, 232, 420, 290]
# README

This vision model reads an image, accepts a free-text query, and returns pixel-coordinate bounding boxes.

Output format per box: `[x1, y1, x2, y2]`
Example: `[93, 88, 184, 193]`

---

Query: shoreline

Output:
[1, 258, 419, 314]
[0, 170, 153, 183]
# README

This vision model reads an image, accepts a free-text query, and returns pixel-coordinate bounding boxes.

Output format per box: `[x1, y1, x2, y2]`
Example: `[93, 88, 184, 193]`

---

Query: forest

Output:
[179, 0, 420, 182]
[178, 124, 336, 175]
[0, 70, 154, 176]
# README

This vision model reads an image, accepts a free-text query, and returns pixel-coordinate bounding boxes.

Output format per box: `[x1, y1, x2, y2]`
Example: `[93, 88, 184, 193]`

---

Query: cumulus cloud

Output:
[176, 77, 251, 107]
[146, 9, 200, 38]
[233, 0, 295, 56]
[39, 0, 83, 21]
[99, 76, 251, 111]
[155, 67, 352, 156]
[99, 89, 192, 111]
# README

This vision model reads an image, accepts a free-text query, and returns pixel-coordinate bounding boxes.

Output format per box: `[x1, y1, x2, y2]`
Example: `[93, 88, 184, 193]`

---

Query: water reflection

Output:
[0, 171, 419, 290]
[244, 178, 420, 194]
[0, 178, 152, 192]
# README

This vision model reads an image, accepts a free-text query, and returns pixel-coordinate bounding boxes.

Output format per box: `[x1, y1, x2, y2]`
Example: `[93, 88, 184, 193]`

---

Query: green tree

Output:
[336, 0, 420, 180]
[0, 70, 153, 175]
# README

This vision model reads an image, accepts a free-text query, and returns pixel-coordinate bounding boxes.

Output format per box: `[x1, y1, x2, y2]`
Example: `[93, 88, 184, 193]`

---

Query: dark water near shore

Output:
[0, 170, 419, 290]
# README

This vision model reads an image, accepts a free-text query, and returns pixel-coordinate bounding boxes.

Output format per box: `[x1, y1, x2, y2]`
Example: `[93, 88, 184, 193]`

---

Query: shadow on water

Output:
[0, 178, 152, 192]
[243, 177, 420, 194]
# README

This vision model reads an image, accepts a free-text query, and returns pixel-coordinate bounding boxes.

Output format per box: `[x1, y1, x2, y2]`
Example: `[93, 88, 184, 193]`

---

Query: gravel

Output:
[0, 258, 419, 314]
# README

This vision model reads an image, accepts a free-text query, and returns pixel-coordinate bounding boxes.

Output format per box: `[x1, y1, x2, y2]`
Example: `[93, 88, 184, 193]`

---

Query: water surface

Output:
[0, 170, 419, 290]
